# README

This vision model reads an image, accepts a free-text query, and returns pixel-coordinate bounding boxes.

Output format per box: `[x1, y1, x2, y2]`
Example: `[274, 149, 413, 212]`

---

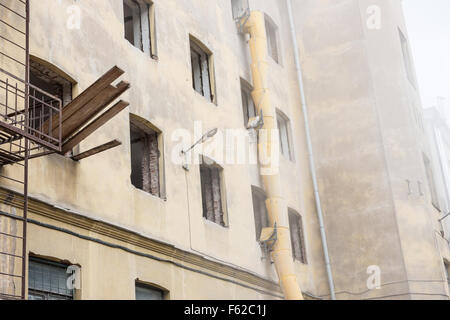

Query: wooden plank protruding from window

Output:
[41, 66, 124, 134]
[59, 81, 130, 140]
[61, 100, 129, 154]
[71, 140, 122, 161]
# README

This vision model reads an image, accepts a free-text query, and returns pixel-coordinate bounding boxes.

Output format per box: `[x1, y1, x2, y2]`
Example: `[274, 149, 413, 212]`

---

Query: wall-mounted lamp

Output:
[181, 128, 218, 171]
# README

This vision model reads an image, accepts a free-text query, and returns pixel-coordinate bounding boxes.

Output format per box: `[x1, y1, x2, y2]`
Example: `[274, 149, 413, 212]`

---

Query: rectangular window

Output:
[277, 111, 293, 161]
[251, 186, 269, 241]
[135, 282, 164, 300]
[288, 210, 307, 264]
[29, 59, 73, 130]
[423, 153, 439, 210]
[190, 38, 215, 103]
[265, 17, 279, 63]
[241, 80, 256, 127]
[28, 257, 74, 300]
[200, 159, 226, 226]
[130, 118, 162, 197]
[399, 29, 415, 86]
[123, 0, 157, 58]
[231, 0, 249, 20]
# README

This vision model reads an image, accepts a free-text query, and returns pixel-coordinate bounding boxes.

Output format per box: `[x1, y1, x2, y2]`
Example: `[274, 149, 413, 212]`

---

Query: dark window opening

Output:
[130, 120, 161, 197]
[190, 38, 215, 103]
[241, 80, 256, 127]
[124, 0, 156, 56]
[251, 186, 269, 241]
[288, 209, 307, 264]
[28, 257, 74, 300]
[200, 161, 225, 226]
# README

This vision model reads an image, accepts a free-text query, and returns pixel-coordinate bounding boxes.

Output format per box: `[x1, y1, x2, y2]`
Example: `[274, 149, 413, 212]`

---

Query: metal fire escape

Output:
[0, 0, 129, 299]
[0, 0, 62, 300]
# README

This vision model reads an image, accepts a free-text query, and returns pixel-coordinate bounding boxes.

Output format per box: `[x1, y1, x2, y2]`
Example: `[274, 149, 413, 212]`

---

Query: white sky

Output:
[403, 0, 450, 109]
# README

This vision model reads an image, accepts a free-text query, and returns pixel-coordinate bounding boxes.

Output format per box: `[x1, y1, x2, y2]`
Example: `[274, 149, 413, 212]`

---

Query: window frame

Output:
[28, 256, 75, 300]
[251, 186, 269, 241]
[264, 14, 280, 64]
[276, 109, 294, 161]
[129, 114, 166, 199]
[199, 156, 228, 227]
[123, 0, 158, 59]
[288, 209, 308, 264]
[189, 35, 217, 104]
[398, 28, 416, 87]
[423, 153, 440, 211]
[135, 281, 167, 300]
[240, 79, 256, 128]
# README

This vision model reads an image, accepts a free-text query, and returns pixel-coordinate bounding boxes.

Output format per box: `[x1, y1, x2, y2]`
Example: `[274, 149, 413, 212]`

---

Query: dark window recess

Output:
[288, 210, 307, 264]
[200, 163, 225, 226]
[28, 257, 74, 300]
[252, 187, 269, 241]
[190, 41, 213, 102]
[135, 282, 164, 300]
[130, 122, 160, 197]
[241, 82, 256, 127]
[29, 59, 72, 130]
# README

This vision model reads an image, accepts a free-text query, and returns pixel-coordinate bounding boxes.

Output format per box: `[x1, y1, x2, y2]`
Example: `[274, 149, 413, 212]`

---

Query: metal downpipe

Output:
[286, 0, 336, 300]
[242, 11, 303, 300]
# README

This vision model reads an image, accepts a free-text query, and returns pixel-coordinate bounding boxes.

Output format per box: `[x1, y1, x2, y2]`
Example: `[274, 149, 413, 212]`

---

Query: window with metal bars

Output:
[251, 186, 269, 241]
[200, 159, 226, 226]
[29, 58, 73, 131]
[288, 209, 307, 264]
[190, 37, 216, 103]
[130, 118, 162, 197]
[28, 257, 74, 300]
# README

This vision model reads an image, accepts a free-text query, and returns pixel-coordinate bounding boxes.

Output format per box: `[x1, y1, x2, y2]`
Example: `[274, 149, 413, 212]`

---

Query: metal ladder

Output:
[0, 0, 30, 300]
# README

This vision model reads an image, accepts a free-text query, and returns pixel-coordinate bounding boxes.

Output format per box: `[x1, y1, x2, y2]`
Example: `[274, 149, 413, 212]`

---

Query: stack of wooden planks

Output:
[42, 66, 130, 160]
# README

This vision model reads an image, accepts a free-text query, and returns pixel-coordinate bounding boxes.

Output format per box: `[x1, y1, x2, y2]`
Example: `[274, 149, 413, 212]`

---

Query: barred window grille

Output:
[28, 257, 74, 300]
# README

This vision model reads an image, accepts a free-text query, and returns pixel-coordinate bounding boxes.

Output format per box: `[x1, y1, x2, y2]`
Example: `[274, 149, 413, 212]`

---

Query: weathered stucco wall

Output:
[0, 0, 329, 299]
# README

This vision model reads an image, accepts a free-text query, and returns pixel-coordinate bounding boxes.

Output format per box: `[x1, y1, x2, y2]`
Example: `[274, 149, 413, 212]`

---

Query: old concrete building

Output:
[0, 0, 449, 300]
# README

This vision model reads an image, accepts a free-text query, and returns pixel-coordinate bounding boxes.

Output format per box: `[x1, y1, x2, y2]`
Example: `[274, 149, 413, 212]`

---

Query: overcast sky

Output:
[403, 0, 450, 109]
